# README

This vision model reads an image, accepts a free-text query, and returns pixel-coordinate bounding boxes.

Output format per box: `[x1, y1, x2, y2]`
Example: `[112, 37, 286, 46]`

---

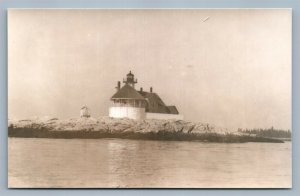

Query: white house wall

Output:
[109, 107, 184, 120]
[109, 106, 146, 120]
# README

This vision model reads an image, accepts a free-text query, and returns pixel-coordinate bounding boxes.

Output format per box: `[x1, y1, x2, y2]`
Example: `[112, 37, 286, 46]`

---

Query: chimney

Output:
[116, 81, 121, 91]
[140, 87, 143, 92]
[150, 87, 153, 93]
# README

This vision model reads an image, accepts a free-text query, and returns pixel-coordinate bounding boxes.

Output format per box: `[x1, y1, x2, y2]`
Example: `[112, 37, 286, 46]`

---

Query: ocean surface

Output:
[8, 138, 291, 188]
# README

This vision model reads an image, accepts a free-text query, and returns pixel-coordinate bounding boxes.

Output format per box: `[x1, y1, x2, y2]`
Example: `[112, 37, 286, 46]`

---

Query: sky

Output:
[8, 9, 291, 130]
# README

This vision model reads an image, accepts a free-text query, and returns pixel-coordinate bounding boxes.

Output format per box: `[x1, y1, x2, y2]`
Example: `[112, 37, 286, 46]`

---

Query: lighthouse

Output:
[109, 71, 146, 120]
[109, 71, 183, 120]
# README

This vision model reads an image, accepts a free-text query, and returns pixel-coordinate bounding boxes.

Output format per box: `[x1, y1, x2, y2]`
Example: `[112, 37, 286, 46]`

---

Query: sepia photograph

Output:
[8, 9, 291, 188]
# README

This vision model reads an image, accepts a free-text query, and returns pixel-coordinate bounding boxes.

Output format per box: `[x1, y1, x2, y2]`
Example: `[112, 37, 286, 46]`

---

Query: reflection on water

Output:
[8, 138, 291, 188]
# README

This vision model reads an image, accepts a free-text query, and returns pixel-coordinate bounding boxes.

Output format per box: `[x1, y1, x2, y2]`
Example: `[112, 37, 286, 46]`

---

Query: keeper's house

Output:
[109, 71, 184, 120]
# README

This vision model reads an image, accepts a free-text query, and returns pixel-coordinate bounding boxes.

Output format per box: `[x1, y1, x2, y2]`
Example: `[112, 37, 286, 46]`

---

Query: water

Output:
[8, 138, 291, 188]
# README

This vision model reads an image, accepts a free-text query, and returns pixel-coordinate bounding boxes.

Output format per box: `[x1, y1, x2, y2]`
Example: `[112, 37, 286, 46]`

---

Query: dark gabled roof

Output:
[139, 91, 166, 106]
[166, 106, 179, 114]
[111, 84, 145, 100]
[138, 91, 171, 113]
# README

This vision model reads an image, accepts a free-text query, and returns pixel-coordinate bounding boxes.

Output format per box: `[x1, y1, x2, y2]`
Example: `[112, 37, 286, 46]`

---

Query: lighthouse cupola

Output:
[123, 71, 137, 88]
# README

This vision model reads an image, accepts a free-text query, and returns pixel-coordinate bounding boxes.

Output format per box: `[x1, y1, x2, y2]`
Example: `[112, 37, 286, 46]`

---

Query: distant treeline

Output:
[238, 127, 291, 139]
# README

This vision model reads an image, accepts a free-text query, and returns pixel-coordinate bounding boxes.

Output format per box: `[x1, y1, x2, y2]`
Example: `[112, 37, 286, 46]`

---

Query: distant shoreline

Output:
[8, 127, 284, 143]
[8, 117, 285, 143]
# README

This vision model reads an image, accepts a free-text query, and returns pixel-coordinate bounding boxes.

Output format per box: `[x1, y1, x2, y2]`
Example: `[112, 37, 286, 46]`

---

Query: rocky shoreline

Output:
[8, 117, 284, 143]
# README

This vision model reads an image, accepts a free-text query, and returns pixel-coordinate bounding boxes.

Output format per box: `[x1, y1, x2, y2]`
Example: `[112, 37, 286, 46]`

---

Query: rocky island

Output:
[8, 117, 284, 143]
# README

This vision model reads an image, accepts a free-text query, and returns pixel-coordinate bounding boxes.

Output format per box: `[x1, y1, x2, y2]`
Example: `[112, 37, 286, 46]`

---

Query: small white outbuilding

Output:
[80, 106, 90, 118]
